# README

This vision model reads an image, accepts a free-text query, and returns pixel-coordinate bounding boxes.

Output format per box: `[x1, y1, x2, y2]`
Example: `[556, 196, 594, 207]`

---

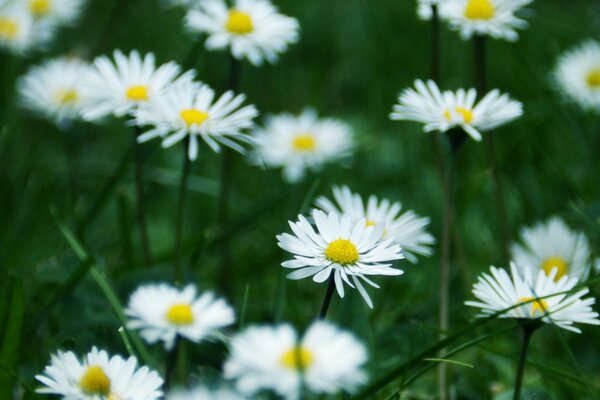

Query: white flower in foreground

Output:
[251, 109, 354, 183]
[316, 186, 435, 263]
[26, 0, 86, 26]
[185, 0, 299, 66]
[0, 5, 53, 53]
[390, 79, 522, 141]
[439, 0, 532, 41]
[133, 80, 258, 161]
[81, 50, 194, 121]
[511, 217, 593, 282]
[466, 263, 600, 333]
[224, 321, 367, 399]
[125, 283, 235, 350]
[36, 347, 163, 399]
[554, 40, 600, 112]
[277, 209, 404, 308]
[417, 0, 441, 20]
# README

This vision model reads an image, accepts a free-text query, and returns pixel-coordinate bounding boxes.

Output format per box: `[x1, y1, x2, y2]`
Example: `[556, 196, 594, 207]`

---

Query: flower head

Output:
[0, 4, 53, 53]
[554, 40, 600, 112]
[417, 0, 441, 20]
[26, 0, 86, 26]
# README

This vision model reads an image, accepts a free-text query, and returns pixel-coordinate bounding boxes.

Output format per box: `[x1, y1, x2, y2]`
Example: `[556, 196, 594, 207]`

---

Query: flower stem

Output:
[513, 322, 539, 400]
[133, 126, 152, 266]
[318, 275, 336, 320]
[174, 137, 191, 284]
[164, 336, 181, 391]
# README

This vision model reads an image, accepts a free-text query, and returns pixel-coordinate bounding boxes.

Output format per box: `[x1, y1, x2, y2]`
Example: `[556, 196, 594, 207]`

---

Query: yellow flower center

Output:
[586, 68, 600, 88]
[0, 18, 19, 39]
[79, 365, 111, 396]
[464, 0, 495, 20]
[55, 89, 79, 105]
[29, 0, 51, 16]
[325, 239, 359, 265]
[365, 220, 377, 227]
[519, 297, 549, 315]
[180, 109, 209, 127]
[166, 303, 194, 325]
[292, 134, 316, 151]
[280, 347, 315, 370]
[126, 85, 149, 102]
[540, 256, 568, 281]
[444, 107, 474, 124]
[226, 9, 254, 34]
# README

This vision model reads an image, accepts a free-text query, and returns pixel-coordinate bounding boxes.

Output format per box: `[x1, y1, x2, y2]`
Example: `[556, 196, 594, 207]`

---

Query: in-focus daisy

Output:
[511, 217, 594, 282]
[417, 0, 440, 21]
[168, 386, 245, 400]
[390, 79, 523, 141]
[554, 40, 600, 112]
[224, 321, 367, 399]
[133, 80, 258, 161]
[315, 186, 435, 263]
[251, 109, 354, 182]
[26, 0, 86, 26]
[125, 283, 235, 350]
[466, 263, 600, 332]
[439, 0, 532, 41]
[277, 209, 404, 308]
[0, 4, 53, 53]
[36, 347, 163, 399]
[185, 0, 299, 66]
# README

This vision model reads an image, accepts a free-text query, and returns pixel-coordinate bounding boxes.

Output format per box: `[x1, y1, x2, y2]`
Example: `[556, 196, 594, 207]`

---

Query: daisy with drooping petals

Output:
[168, 386, 245, 400]
[36, 347, 163, 399]
[224, 321, 367, 399]
[26, 0, 86, 26]
[185, 0, 299, 66]
[315, 186, 435, 263]
[251, 109, 354, 183]
[125, 283, 235, 350]
[133, 80, 258, 161]
[277, 209, 404, 308]
[554, 40, 600, 112]
[390, 79, 523, 141]
[417, 0, 441, 20]
[0, 4, 53, 53]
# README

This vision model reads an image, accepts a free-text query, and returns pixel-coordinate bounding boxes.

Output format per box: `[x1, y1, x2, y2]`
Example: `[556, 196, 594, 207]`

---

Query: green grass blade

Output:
[0, 275, 24, 398]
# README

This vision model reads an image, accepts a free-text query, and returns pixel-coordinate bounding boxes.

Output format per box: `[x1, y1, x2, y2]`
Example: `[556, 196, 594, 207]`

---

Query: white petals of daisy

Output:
[27, 0, 86, 27]
[224, 321, 367, 399]
[251, 108, 354, 183]
[466, 263, 600, 333]
[185, 0, 299, 66]
[36, 347, 163, 399]
[133, 80, 258, 161]
[125, 283, 235, 350]
[277, 209, 404, 308]
[168, 386, 245, 400]
[0, 4, 53, 53]
[390, 79, 523, 141]
[554, 40, 600, 112]
[417, 0, 440, 21]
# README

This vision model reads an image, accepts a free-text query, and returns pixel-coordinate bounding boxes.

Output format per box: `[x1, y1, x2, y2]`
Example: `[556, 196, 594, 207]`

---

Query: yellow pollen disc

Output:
[540, 256, 568, 281]
[280, 347, 315, 370]
[586, 69, 600, 88]
[444, 107, 474, 124]
[79, 365, 111, 395]
[519, 297, 549, 315]
[29, 0, 51, 16]
[126, 85, 149, 102]
[365, 220, 377, 227]
[166, 303, 194, 325]
[325, 239, 359, 265]
[464, 0, 495, 20]
[55, 89, 79, 105]
[180, 109, 209, 127]
[292, 134, 316, 151]
[0, 18, 19, 39]
[226, 9, 254, 34]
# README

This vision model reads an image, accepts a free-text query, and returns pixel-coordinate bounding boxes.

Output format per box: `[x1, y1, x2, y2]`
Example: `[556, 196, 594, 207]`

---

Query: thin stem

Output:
[164, 336, 181, 391]
[132, 126, 152, 266]
[174, 138, 191, 284]
[318, 275, 336, 320]
[513, 323, 538, 400]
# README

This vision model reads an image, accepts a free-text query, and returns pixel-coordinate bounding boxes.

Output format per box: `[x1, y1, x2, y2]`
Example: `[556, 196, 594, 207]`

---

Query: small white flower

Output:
[26, 0, 86, 26]
[417, 0, 441, 21]
[390, 79, 523, 141]
[185, 0, 299, 66]
[0, 4, 54, 53]
[251, 109, 354, 183]
[554, 40, 600, 112]
[466, 263, 600, 333]
[168, 386, 245, 400]
[277, 209, 404, 308]
[224, 321, 367, 399]
[125, 283, 235, 350]
[36, 347, 163, 399]
[133, 80, 258, 161]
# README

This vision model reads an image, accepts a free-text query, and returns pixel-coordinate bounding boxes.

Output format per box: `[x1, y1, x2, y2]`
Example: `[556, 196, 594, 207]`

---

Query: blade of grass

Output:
[0, 275, 24, 398]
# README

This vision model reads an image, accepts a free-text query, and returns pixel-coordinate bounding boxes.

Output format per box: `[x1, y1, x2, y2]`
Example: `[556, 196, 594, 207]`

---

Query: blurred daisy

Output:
[251, 109, 354, 182]
[277, 209, 404, 308]
[81, 50, 195, 121]
[185, 0, 299, 66]
[125, 283, 235, 350]
[554, 40, 600, 111]
[390, 79, 523, 141]
[417, 0, 440, 20]
[36, 347, 163, 399]
[26, 0, 86, 26]
[224, 321, 367, 399]
[439, 0, 532, 41]
[0, 4, 53, 53]
[133, 80, 258, 161]
[466, 263, 600, 333]
[168, 386, 245, 400]
[315, 186, 435, 263]
[511, 217, 594, 281]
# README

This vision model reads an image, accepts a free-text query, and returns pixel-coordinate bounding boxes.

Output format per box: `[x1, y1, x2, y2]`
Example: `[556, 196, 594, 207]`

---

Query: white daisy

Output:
[125, 283, 236, 350]
[277, 209, 404, 308]
[168, 386, 245, 400]
[315, 186, 435, 263]
[390, 79, 523, 141]
[554, 40, 600, 112]
[26, 0, 86, 26]
[133, 80, 258, 161]
[224, 321, 367, 399]
[466, 263, 600, 333]
[439, 0, 532, 41]
[81, 50, 195, 121]
[250, 109, 354, 183]
[185, 0, 299, 66]
[0, 3, 53, 53]
[511, 217, 594, 282]
[417, 0, 441, 20]
[36, 347, 163, 399]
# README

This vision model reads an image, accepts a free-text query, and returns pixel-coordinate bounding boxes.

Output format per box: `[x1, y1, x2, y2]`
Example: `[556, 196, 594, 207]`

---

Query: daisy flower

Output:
[81, 50, 195, 121]
[168, 386, 245, 400]
[250, 109, 354, 183]
[125, 283, 235, 350]
[315, 186, 435, 263]
[511, 217, 594, 282]
[466, 263, 600, 333]
[277, 209, 404, 308]
[439, 0, 532, 42]
[185, 0, 299, 66]
[224, 321, 367, 399]
[36, 347, 163, 399]
[26, 0, 86, 26]
[554, 40, 600, 112]
[417, 0, 441, 21]
[0, 4, 53, 53]
[390, 79, 523, 141]
[133, 80, 258, 161]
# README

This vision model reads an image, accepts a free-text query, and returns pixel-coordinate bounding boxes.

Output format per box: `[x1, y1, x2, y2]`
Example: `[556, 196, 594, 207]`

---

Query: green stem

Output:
[174, 137, 191, 284]
[132, 126, 152, 266]
[163, 336, 181, 391]
[318, 276, 336, 320]
[513, 322, 539, 400]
